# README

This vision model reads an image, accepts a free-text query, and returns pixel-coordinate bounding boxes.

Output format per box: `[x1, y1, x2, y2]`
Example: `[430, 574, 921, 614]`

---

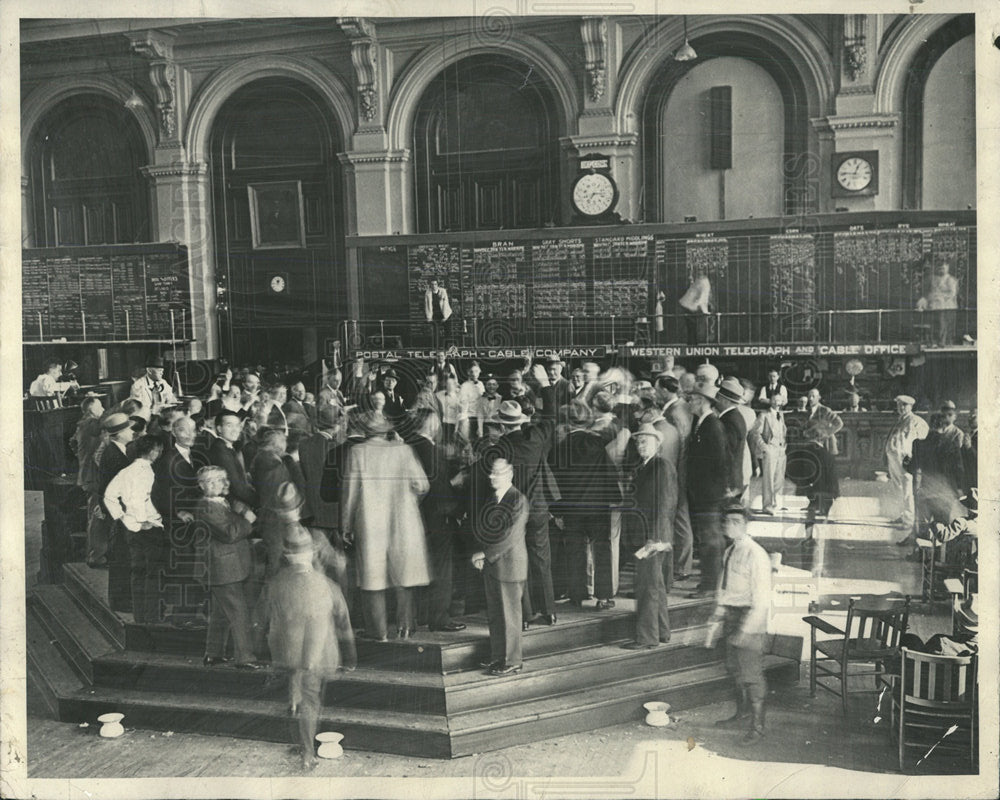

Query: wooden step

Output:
[447, 654, 797, 757]
[25, 605, 86, 719]
[29, 584, 119, 684]
[50, 686, 453, 759]
[61, 562, 126, 647]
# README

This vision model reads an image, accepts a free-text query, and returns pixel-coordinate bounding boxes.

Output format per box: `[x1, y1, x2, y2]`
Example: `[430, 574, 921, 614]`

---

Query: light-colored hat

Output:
[266, 481, 305, 512]
[894, 394, 916, 406]
[692, 384, 719, 403]
[632, 423, 663, 444]
[717, 377, 745, 404]
[102, 412, 131, 433]
[491, 400, 531, 425]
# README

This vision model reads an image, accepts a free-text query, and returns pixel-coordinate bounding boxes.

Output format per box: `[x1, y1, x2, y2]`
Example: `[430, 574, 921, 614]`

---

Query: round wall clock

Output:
[571, 171, 618, 217]
[831, 151, 879, 197]
[269, 274, 287, 294]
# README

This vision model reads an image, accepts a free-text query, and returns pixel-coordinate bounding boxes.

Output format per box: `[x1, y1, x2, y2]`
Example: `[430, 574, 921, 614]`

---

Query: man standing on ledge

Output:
[472, 458, 529, 677]
[707, 504, 772, 743]
[886, 394, 929, 546]
[424, 279, 452, 348]
[130, 355, 177, 419]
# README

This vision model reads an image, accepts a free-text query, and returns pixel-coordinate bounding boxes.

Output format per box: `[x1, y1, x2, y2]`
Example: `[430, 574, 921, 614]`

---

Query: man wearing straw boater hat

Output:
[686, 382, 728, 598]
[490, 399, 561, 627]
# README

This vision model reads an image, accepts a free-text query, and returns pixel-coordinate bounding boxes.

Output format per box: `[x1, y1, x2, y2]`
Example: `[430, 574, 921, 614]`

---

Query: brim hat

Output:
[940, 400, 957, 411]
[692, 384, 719, 403]
[382, 368, 398, 380]
[491, 400, 531, 425]
[657, 373, 680, 392]
[546, 355, 564, 365]
[145, 355, 165, 368]
[266, 480, 305, 512]
[894, 395, 916, 406]
[717, 377, 746, 404]
[632, 423, 663, 444]
[102, 412, 131, 433]
[566, 402, 594, 428]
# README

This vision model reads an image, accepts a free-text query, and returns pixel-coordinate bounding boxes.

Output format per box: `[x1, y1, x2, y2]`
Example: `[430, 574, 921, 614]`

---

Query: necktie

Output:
[721, 545, 734, 589]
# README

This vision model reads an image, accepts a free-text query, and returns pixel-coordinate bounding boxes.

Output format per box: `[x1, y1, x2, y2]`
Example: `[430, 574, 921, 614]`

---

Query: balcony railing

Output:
[341, 308, 977, 351]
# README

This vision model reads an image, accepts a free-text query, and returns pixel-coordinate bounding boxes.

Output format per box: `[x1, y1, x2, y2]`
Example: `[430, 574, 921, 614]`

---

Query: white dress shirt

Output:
[104, 459, 163, 532]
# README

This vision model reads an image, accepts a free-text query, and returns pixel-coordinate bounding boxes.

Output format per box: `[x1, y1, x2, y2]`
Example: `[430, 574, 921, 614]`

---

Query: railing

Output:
[341, 308, 977, 351]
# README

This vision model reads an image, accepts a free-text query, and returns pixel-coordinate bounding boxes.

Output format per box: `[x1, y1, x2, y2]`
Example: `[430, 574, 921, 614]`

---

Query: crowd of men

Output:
[63, 349, 976, 745]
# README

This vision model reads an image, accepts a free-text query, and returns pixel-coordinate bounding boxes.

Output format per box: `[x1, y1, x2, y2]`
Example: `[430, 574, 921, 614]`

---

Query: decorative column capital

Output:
[140, 161, 209, 180]
[580, 16, 608, 103]
[337, 149, 410, 169]
[129, 30, 179, 143]
[841, 15, 873, 92]
[338, 17, 380, 124]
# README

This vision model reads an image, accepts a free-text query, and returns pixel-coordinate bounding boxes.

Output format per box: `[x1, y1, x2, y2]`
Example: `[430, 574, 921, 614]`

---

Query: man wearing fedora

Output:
[885, 394, 929, 542]
[549, 401, 622, 609]
[490, 399, 561, 627]
[715, 377, 750, 504]
[381, 368, 408, 422]
[706, 504, 772, 743]
[193, 465, 262, 671]
[686, 384, 728, 598]
[97, 412, 136, 612]
[749, 391, 788, 516]
[471, 458, 529, 676]
[130, 355, 177, 420]
[621, 424, 677, 649]
[657, 372, 695, 581]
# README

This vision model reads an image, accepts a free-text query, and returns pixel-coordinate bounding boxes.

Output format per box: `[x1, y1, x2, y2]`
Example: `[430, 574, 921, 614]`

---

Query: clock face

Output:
[572, 172, 617, 217]
[836, 157, 874, 191]
[270, 274, 286, 293]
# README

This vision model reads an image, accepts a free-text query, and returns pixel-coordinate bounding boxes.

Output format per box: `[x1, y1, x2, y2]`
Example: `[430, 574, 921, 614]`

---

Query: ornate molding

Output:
[338, 17, 380, 123]
[140, 161, 209, 179]
[337, 149, 410, 167]
[560, 133, 639, 151]
[811, 114, 898, 133]
[580, 16, 608, 103]
[842, 15, 868, 83]
[129, 30, 178, 142]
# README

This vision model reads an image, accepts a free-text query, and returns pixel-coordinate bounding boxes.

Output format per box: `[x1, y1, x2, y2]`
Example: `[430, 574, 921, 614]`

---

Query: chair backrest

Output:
[901, 647, 977, 709]
[845, 596, 910, 648]
[963, 569, 978, 598]
[31, 395, 61, 411]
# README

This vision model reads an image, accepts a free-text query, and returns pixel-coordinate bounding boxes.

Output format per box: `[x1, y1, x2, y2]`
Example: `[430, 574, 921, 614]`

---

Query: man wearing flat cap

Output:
[621, 424, 677, 649]
[886, 394, 929, 542]
[130, 355, 177, 419]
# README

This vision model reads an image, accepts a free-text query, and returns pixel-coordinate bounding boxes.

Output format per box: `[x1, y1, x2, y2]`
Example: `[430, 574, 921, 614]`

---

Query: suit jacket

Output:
[687, 413, 728, 511]
[475, 486, 529, 583]
[411, 435, 460, 531]
[383, 390, 408, 420]
[749, 410, 787, 457]
[622, 455, 678, 552]
[282, 398, 316, 433]
[152, 443, 210, 527]
[540, 378, 572, 417]
[719, 407, 749, 494]
[207, 437, 258, 509]
[194, 497, 253, 586]
[97, 441, 132, 515]
[299, 432, 338, 528]
[550, 428, 622, 516]
[804, 404, 844, 455]
[499, 418, 561, 509]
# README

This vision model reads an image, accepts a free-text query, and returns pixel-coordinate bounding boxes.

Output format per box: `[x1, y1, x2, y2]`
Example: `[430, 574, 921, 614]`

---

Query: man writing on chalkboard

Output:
[424, 279, 452, 348]
[29, 361, 79, 398]
[130, 355, 177, 419]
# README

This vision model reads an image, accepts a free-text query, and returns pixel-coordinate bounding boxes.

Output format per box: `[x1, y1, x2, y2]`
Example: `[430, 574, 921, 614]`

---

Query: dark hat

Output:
[723, 502, 749, 519]
[717, 377, 746, 404]
[102, 412, 131, 433]
[566, 402, 593, 428]
[657, 373, 680, 392]
[940, 400, 957, 411]
[382, 368, 398, 380]
[317, 404, 338, 431]
[145, 355, 165, 368]
[266, 481, 305, 512]
[483, 373, 498, 383]
[492, 400, 531, 426]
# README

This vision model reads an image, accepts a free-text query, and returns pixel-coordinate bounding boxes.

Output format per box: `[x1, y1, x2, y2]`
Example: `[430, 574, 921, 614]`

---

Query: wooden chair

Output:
[892, 648, 977, 772]
[917, 526, 964, 605]
[945, 569, 978, 637]
[31, 395, 61, 411]
[803, 596, 910, 715]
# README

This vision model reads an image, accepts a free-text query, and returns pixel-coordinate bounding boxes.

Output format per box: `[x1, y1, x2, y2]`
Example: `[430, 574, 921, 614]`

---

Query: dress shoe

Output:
[202, 655, 231, 667]
[541, 613, 557, 625]
[760, 508, 775, 516]
[686, 589, 712, 599]
[357, 630, 389, 642]
[673, 573, 692, 581]
[595, 599, 615, 611]
[659, 633, 672, 643]
[235, 661, 265, 671]
[488, 662, 523, 677]
[621, 641, 658, 650]
[396, 628, 413, 639]
[480, 659, 503, 670]
[429, 622, 467, 632]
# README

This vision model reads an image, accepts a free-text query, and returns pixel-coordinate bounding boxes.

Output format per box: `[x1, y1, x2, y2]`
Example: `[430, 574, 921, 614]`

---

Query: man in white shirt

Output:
[104, 435, 166, 623]
[886, 394, 929, 540]
[477, 375, 503, 438]
[130, 356, 177, 419]
[749, 393, 787, 515]
[707, 505, 772, 742]
[755, 369, 788, 409]
[29, 361, 78, 398]
[458, 361, 485, 443]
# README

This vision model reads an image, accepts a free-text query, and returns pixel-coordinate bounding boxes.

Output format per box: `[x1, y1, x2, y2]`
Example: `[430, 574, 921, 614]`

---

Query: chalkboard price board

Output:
[21, 243, 192, 342]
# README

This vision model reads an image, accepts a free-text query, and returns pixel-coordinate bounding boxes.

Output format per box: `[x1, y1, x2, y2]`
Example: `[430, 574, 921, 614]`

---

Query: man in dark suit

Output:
[97, 412, 136, 612]
[283, 380, 316, 434]
[716, 377, 750, 502]
[686, 385, 728, 597]
[208, 411, 258, 510]
[658, 373, 695, 580]
[493, 400, 561, 626]
[192, 465, 262, 669]
[539, 356, 572, 418]
[152, 415, 211, 624]
[251, 428, 302, 579]
[381, 368, 408, 422]
[621, 425, 677, 649]
[471, 458, 529, 676]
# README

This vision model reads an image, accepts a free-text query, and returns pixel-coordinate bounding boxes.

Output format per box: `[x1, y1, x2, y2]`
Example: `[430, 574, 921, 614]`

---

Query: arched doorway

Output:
[28, 93, 150, 246]
[209, 78, 344, 368]
[642, 33, 813, 221]
[413, 54, 561, 232]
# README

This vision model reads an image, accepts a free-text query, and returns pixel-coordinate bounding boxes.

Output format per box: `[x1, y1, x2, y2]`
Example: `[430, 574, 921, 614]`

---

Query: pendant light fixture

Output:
[674, 16, 698, 62]
[123, 23, 145, 112]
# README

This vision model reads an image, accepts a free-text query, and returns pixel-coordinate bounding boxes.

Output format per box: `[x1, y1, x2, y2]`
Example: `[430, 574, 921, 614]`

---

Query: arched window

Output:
[210, 78, 344, 366]
[902, 16, 975, 210]
[29, 94, 150, 246]
[413, 55, 561, 232]
[642, 35, 812, 222]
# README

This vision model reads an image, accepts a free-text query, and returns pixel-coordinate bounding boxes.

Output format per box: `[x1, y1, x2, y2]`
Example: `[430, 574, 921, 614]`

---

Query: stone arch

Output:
[616, 15, 833, 137]
[385, 32, 579, 152]
[185, 54, 354, 163]
[21, 76, 157, 176]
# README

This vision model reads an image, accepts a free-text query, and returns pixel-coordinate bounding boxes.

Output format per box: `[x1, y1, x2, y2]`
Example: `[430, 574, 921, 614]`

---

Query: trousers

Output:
[520, 509, 555, 619]
[126, 528, 168, 623]
[362, 587, 416, 639]
[563, 512, 613, 602]
[484, 573, 524, 666]
[759, 443, 787, 512]
[206, 580, 255, 663]
[690, 505, 723, 591]
[722, 606, 766, 703]
[634, 550, 670, 645]
[887, 452, 914, 526]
